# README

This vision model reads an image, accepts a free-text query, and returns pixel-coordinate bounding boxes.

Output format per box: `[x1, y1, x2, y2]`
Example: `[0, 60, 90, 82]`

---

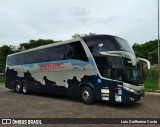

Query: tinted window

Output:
[7, 56, 12, 66]
[11, 53, 25, 65]
[18, 54, 26, 65]
[84, 37, 117, 55]
[25, 48, 50, 64]
[8, 42, 88, 65]
[94, 55, 124, 81]
[25, 51, 37, 64]
[50, 45, 66, 61]
[66, 42, 88, 61]
[36, 48, 50, 63]
[115, 37, 134, 54]
[123, 58, 143, 85]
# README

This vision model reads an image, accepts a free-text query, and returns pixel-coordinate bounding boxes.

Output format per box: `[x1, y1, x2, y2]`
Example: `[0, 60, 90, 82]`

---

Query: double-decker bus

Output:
[5, 35, 150, 104]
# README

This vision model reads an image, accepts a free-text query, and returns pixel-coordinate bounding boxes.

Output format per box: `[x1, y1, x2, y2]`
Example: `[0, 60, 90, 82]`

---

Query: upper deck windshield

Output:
[83, 36, 117, 55]
[115, 37, 135, 54]
[83, 35, 134, 55]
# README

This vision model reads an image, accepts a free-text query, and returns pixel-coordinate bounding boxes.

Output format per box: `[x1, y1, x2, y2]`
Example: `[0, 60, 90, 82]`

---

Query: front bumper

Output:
[122, 88, 144, 103]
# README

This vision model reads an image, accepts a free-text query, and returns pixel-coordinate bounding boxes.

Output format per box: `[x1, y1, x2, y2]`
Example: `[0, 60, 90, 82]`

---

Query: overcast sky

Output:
[0, 0, 158, 46]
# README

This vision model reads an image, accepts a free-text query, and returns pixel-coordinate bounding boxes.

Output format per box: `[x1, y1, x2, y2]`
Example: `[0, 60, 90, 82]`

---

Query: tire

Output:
[15, 83, 22, 93]
[22, 84, 29, 95]
[81, 86, 95, 104]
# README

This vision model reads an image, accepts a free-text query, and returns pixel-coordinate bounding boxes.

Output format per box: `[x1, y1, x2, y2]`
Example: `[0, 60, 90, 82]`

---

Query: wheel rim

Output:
[83, 90, 89, 100]
[23, 85, 27, 93]
[16, 84, 20, 92]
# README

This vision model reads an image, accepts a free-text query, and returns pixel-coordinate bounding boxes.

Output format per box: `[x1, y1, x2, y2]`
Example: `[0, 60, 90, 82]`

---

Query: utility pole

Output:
[158, 0, 160, 89]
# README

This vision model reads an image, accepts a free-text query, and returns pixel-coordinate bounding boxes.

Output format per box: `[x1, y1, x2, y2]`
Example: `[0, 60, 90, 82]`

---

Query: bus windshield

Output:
[123, 58, 143, 85]
[94, 55, 143, 85]
[94, 55, 125, 81]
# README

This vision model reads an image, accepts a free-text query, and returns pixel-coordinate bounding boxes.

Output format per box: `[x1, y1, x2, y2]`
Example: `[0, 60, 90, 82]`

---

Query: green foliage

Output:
[72, 33, 96, 39]
[0, 75, 5, 83]
[143, 69, 158, 91]
[144, 79, 158, 92]
[143, 69, 158, 79]
[0, 45, 15, 58]
[132, 40, 158, 64]
[19, 39, 60, 50]
[0, 45, 15, 72]
[149, 49, 158, 64]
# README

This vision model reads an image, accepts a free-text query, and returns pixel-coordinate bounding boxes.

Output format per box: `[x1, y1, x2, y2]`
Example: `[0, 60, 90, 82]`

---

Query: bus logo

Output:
[40, 62, 64, 71]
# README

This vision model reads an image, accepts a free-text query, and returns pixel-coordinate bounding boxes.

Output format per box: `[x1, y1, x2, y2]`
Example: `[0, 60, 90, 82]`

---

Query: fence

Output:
[143, 69, 158, 79]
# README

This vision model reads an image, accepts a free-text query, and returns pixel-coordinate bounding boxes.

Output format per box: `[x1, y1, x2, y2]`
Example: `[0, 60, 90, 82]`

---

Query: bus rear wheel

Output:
[15, 83, 22, 93]
[22, 84, 29, 95]
[81, 86, 94, 104]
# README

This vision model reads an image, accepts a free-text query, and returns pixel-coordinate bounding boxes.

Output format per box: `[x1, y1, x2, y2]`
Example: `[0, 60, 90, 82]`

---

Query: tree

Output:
[19, 39, 60, 50]
[149, 49, 158, 64]
[0, 45, 15, 72]
[132, 40, 158, 64]
[72, 33, 96, 39]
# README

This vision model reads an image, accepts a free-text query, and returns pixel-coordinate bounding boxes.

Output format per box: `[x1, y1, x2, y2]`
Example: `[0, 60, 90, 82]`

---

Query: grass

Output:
[0, 75, 5, 84]
[144, 79, 159, 92]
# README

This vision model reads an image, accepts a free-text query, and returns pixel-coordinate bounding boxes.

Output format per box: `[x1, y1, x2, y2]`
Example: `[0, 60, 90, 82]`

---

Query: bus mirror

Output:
[137, 58, 150, 69]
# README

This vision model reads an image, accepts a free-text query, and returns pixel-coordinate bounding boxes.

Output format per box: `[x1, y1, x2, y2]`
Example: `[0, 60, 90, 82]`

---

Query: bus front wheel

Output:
[81, 86, 94, 104]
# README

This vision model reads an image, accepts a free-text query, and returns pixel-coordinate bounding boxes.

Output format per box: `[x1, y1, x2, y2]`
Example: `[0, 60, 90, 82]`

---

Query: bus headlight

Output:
[130, 89, 135, 93]
[123, 86, 144, 95]
[123, 86, 130, 91]
[123, 86, 135, 93]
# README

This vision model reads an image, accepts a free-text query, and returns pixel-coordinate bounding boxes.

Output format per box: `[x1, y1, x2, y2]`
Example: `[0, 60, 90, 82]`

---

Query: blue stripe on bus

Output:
[23, 57, 95, 68]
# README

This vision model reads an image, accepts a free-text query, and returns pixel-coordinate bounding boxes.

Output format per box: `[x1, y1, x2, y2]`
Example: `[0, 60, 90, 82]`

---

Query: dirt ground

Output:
[0, 84, 160, 127]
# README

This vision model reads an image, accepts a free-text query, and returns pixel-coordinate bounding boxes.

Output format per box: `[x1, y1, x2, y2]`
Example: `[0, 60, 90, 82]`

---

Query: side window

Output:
[66, 42, 88, 61]
[36, 48, 50, 63]
[7, 56, 12, 66]
[11, 55, 16, 65]
[26, 49, 50, 64]
[17, 53, 26, 65]
[8, 49, 50, 65]
[26, 51, 37, 64]
[11, 54, 25, 65]
[50, 45, 66, 61]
